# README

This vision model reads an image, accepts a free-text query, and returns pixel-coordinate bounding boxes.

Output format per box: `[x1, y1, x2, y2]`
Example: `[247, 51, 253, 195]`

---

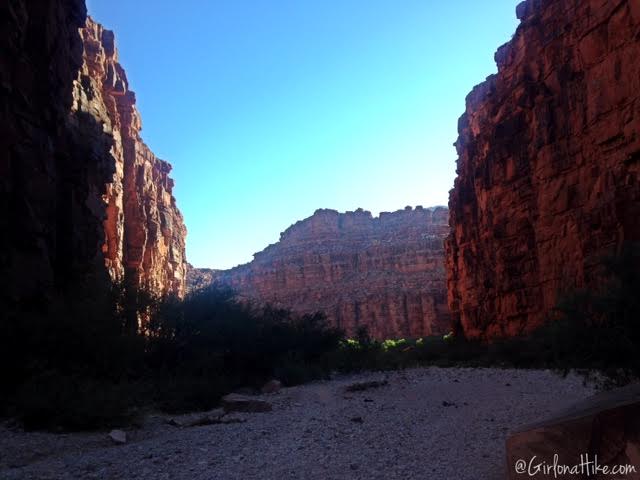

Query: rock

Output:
[0, 5, 187, 309]
[206, 408, 225, 419]
[189, 206, 451, 339]
[446, 0, 640, 339]
[186, 264, 219, 292]
[221, 394, 272, 413]
[167, 410, 247, 427]
[261, 379, 283, 394]
[217, 414, 248, 424]
[78, 18, 187, 298]
[506, 384, 640, 480]
[166, 408, 225, 427]
[345, 380, 389, 393]
[108, 429, 127, 444]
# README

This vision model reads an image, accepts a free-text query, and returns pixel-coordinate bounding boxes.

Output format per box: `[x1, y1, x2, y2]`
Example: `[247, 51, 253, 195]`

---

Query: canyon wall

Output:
[0, 1, 187, 307]
[79, 18, 187, 297]
[446, 0, 640, 338]
[194, 207, 451, 339]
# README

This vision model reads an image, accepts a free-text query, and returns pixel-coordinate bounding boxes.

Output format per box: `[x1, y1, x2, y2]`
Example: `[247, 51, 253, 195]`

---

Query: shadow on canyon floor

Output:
[1, 245, 638, 431]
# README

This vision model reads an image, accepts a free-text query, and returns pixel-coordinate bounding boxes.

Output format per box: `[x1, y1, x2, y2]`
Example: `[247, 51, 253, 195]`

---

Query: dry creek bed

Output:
[0, 367, 595, 480]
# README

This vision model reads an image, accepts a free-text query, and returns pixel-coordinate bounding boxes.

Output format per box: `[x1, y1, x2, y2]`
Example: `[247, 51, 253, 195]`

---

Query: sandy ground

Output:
[0, 367, 595, 480]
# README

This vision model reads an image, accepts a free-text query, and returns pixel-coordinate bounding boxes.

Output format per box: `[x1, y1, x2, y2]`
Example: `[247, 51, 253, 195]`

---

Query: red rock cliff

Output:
[196, 207, 451, 339]
[446, 0, 640, 339]
[78, 18, 187, 297]
[0, 2, 187, 305]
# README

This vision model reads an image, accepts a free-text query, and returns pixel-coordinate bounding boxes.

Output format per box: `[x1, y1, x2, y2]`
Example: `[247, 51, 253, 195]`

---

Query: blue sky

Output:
[86, 0, 520, 269]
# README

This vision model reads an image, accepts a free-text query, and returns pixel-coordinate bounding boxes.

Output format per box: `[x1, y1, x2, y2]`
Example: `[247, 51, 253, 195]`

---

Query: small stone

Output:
[261, 379, 283, 394]
[218, 414, 248, 424]
[108, 429, 127, 444]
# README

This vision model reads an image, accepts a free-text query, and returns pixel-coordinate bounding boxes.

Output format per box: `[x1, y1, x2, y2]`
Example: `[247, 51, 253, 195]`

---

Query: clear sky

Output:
[86, 0, 520, 269]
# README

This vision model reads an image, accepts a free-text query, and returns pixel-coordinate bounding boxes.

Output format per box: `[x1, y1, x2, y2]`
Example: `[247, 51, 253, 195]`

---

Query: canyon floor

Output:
[1, 367, 595, 480]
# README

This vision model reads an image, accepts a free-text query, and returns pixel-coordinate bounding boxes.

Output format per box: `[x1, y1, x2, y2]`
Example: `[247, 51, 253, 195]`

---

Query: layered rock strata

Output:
[0, 2, 187, 306]
[78, 18, 187, 297]
[446, 0, 640, 338]
[193, 207, 451, 339]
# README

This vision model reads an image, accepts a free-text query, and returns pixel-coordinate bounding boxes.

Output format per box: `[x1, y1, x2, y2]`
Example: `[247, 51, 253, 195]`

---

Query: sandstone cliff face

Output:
[446, 0, 640, 338]
[0, 2, 187, 306]
[195, 207, 451, 339]
[78, 18, 187, 297]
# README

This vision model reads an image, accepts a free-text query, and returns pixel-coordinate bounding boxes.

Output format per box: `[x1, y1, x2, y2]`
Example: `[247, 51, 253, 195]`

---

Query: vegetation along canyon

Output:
[1, 0, 639, 479]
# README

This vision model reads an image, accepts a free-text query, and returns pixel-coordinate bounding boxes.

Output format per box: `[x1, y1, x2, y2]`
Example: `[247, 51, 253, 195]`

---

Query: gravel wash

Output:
[0, 367, 595, 480]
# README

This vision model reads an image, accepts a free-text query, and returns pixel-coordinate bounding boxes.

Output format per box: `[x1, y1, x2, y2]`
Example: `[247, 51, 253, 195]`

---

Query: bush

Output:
[145, 286, 344, 405]
[3, 244, 636, 429]
[529, 244, 640, 383]
[2, 283, 346, 428]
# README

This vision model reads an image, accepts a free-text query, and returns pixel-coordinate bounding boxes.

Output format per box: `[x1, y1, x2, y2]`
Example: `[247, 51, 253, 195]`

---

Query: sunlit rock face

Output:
[192, 207, 451, 339]
[78, 18, 187, 297]
[446, 0, 640, 339]
[0, 2, 187, 304]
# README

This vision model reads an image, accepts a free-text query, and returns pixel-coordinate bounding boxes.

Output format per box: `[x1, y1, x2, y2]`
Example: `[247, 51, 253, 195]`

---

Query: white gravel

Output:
[0, 367, 595, 480]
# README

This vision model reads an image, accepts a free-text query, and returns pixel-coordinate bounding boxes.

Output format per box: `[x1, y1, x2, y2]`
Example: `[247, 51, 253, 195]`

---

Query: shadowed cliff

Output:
[446, 0, 640, 339]
[0, 2, 187, 313]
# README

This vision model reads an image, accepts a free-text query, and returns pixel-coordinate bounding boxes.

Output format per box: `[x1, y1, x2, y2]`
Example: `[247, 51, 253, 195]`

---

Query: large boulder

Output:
[506, 384, 640, 479]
